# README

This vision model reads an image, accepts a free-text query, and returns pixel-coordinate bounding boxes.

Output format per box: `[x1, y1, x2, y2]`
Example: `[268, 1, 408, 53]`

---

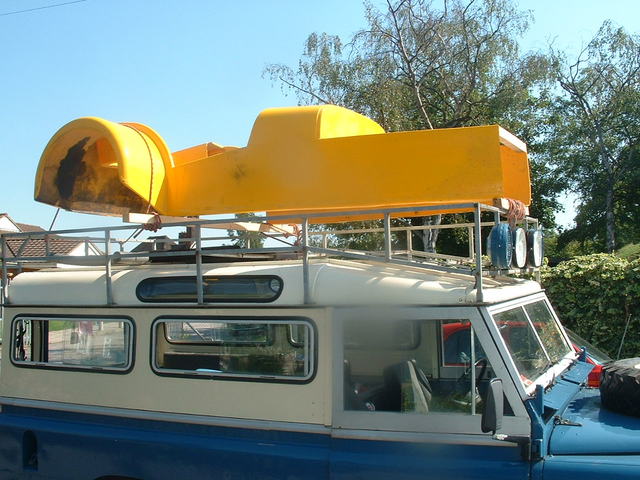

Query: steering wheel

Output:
[456, 357, 488, 395]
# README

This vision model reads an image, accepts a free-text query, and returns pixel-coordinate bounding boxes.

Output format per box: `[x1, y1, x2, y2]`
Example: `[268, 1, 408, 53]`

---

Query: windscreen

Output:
[492, 300, 572, 384]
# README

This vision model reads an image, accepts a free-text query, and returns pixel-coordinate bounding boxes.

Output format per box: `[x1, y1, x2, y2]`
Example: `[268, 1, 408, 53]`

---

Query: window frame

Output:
[136, 275, 284, 304]
[332, 305, 531, 436]
[10, 314, 135, 374]
[288, 323, 307, 348]
[151, 315, 317, 384]
[486, 293, 576, 395]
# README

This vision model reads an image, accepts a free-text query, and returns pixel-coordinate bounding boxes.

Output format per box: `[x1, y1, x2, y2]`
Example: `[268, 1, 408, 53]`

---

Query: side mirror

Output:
[481, 378, 504, 434]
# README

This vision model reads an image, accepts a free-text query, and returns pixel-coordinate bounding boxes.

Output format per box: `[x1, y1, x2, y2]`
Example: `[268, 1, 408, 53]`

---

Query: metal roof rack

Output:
[1, 202, 540, 306]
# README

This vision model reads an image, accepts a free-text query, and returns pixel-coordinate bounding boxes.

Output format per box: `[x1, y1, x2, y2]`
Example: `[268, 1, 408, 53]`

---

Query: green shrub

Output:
[541, 254, 640, 358]
[617, 243, 640, 261]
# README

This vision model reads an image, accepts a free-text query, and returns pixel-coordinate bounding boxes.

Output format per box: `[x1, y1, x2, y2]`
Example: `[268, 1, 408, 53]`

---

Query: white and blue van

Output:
[0, 203, 638, 480]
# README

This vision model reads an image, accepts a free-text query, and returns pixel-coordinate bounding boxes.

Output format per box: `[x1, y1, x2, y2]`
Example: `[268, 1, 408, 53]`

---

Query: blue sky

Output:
[1, 0, 638, 230]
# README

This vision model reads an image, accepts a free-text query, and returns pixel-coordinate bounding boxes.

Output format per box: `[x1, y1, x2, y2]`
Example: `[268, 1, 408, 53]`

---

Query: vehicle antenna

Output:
[616, 313, 633, 360]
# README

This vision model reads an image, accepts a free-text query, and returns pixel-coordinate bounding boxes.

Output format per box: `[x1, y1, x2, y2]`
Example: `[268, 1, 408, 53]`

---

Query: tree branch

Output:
[277, 76, 333, 105]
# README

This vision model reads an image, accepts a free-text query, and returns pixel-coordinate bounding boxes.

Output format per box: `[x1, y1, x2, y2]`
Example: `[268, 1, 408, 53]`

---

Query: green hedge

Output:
[541, 254, 640, 359]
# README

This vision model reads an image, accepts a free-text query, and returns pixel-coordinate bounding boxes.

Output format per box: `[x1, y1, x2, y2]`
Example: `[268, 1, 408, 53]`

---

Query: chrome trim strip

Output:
[0, 396, 330, 435]
[331, 428, 520, 447]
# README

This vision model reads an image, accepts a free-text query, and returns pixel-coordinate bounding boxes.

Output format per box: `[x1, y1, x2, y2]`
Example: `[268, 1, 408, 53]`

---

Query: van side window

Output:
[153, 318, 314, 382]
[343, 318, 498, 415]
[137, 276, 283, 303]
[12, 317, 133, 372]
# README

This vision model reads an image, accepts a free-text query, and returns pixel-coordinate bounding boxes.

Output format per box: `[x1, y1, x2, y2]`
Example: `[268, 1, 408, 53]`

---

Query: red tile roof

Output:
[4, 236, 87, 258]
[14, 222, 46, 233]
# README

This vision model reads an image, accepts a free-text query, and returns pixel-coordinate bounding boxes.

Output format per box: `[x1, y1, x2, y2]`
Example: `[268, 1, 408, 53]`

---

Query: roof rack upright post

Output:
[383, 212, 392, 261]
[104, 230, 113, 305]
[44, 234, 51, 257]
[474, 203, 484, 303]
[301, 218, 311, 305]
[195, 225, 204, 305]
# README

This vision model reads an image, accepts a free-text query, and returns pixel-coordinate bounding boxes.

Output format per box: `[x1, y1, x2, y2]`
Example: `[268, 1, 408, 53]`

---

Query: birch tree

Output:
[551, 21, 640, 252]
[266, 0, 557, 251]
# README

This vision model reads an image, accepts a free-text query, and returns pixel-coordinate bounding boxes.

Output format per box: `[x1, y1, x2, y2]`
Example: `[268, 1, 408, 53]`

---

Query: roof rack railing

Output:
[0, 202, 540, 306]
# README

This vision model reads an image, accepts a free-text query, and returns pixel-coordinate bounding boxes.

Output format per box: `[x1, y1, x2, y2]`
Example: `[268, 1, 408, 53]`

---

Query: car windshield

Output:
[492, 299, 572, 384]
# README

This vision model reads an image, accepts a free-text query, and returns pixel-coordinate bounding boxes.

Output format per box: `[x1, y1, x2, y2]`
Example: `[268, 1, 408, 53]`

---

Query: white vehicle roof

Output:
[8, 258, 541, 307]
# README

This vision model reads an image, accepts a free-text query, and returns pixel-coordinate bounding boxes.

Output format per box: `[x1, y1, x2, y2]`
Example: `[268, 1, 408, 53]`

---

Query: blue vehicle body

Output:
[0, 358, 639, 479]
[0, 406, 330, 480]
[0, 404, 528, 480]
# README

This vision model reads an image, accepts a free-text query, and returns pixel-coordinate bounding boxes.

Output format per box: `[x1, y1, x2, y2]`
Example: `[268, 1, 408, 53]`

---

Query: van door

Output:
[330, 306, 531, 480]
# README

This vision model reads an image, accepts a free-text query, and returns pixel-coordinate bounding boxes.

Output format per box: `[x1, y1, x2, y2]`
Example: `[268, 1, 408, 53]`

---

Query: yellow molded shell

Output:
[35, 117, 172, 215]
[34, 105, 531, 218]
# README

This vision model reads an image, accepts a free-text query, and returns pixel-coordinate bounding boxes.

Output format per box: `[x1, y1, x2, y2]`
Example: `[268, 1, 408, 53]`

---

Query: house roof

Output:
[1, 213, 97, 258]
[4, 237, 88, 258]
[0, 213, 20, 233]
[14, 222, 46, 233]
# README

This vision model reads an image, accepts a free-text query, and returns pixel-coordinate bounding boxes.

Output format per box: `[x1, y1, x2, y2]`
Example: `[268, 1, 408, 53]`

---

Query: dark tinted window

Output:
[137, 275, 283, 303]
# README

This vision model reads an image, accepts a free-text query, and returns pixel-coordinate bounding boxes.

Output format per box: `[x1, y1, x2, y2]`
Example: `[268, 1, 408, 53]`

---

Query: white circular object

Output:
[512, 228, 527, 268]
[527, 229, 544, 267]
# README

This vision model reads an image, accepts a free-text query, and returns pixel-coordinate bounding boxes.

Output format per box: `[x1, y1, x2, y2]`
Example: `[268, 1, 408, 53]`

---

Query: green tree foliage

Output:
[310, 219, 388, 252]
[542, 254, 640, 358]
[226, 213, 265, 249]
[549, 21, 640, 252]
[266, 0, 562, 252]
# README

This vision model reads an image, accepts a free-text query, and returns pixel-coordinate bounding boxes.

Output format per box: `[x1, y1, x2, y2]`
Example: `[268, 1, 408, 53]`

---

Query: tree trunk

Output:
[605, 177, 616, 253]
[411, 215, 442, 253]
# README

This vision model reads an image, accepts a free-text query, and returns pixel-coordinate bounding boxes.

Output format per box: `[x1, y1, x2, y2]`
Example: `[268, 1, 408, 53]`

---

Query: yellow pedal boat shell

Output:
[34, 105, 530, 220]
